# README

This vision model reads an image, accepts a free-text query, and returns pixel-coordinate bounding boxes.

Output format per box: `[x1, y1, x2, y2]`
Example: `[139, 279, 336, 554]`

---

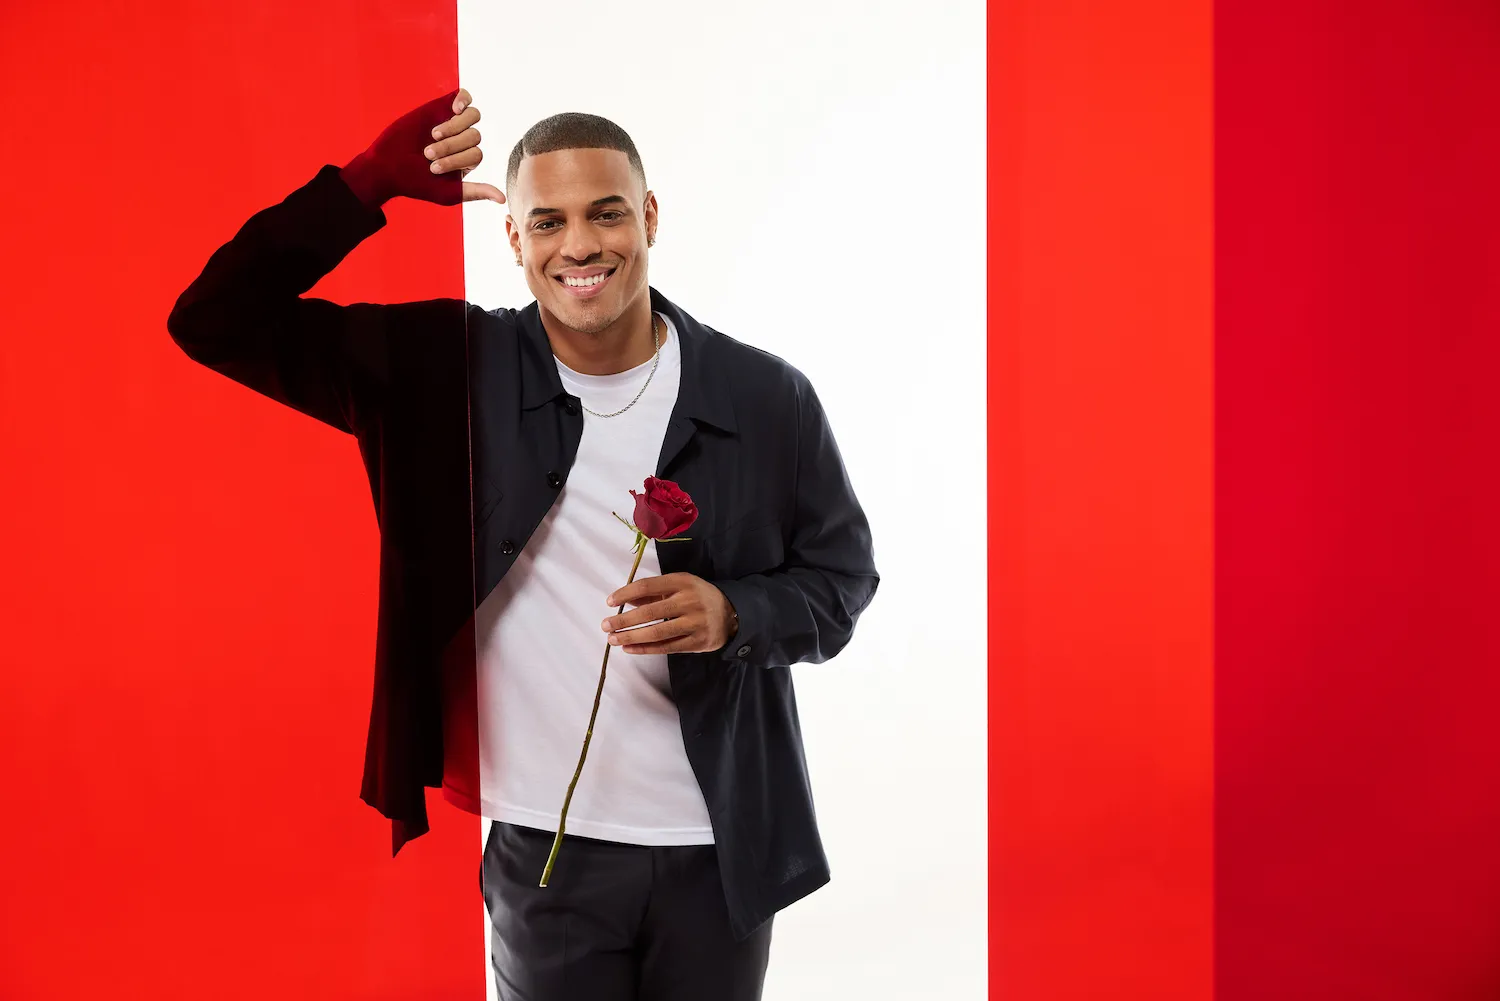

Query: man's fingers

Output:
[462, 181, 506, 204]
[610, 616, 696, 650]
[433, 105, 480, 141]
[431, 145, 483, 175]
[608, 574, 689, 608]
[620, 635, 708, 656]
[425, 127, 480, 161]
[604, 595, 689, 633]
[454, 87, 471, 113]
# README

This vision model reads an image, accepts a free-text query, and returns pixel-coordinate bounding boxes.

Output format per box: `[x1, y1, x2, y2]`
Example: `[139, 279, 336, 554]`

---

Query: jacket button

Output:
[736, 644, 752, 658]
[564, 400, 580, 416]
[546, 471, 562, 488]
[500, 540, 516, 555]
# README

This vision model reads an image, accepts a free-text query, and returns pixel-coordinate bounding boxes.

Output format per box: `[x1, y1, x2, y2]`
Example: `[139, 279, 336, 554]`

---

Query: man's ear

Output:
[644, 191, 659, 243]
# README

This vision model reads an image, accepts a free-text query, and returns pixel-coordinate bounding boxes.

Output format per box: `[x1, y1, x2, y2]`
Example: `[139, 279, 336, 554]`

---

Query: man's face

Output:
[506, 148, 658, 336]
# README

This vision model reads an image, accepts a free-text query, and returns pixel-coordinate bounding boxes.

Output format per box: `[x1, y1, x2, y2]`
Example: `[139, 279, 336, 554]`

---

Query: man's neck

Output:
[542, 303, 663, 376]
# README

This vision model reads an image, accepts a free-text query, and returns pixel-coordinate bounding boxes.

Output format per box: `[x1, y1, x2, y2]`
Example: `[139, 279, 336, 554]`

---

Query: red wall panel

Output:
[0, 2, 481, 996]
[989, 2, 1216, 997]
[1214, 3, 1500, 998]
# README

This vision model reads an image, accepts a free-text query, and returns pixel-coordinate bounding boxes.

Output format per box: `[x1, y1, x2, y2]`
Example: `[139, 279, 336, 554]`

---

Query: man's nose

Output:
[560, 225, 603, 264]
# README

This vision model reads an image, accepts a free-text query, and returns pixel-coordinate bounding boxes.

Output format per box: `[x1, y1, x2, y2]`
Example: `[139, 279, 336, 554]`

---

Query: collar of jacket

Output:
[515, 286, 738, 435]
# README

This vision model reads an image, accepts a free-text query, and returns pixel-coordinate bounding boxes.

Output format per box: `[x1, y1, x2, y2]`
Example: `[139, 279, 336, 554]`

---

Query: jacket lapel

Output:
[650, 288, 738, 476]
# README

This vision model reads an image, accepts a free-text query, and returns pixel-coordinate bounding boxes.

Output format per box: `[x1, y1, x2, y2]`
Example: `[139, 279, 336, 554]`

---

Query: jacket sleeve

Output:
[166, 164, 452, 433]
[711, 374, 880, 669]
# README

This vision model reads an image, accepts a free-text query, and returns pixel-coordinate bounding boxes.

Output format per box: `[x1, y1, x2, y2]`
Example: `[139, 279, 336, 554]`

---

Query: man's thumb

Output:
[462, 181, 506, 204]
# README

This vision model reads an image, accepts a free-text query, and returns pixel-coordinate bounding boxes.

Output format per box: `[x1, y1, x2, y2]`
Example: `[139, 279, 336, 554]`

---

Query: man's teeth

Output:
[563, 272, 611, 287]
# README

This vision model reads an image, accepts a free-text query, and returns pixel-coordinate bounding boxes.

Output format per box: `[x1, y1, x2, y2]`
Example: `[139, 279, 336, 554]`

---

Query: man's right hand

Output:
[341, 87, 506, 209]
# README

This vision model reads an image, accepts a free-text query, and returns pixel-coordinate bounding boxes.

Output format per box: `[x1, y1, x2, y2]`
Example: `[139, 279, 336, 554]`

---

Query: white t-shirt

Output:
[476, 312, 715, 845]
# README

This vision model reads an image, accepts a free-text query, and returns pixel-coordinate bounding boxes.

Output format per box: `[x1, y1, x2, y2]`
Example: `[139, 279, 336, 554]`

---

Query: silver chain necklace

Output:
[581, 314, 662, 419]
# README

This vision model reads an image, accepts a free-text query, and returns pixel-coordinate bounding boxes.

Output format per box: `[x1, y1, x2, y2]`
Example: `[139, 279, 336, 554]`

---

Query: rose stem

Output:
[540, 532, 647, 887]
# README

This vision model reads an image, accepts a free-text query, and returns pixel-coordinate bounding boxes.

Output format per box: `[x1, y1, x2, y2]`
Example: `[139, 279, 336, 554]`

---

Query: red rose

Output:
[542, 474, 702, 886]
[630, 477, 698, 540]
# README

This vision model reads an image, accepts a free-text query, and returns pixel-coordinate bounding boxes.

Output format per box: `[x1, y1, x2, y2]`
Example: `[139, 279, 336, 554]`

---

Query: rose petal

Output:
[642, 476, 698, 538]
[631, 490, 670, 539]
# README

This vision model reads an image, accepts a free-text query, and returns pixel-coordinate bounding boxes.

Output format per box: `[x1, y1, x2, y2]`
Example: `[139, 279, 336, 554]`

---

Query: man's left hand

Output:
[603, 573, 738, 655]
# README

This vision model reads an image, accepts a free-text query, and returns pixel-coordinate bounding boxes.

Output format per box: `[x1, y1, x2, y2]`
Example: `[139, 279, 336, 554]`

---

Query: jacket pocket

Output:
[472, 478, 504, 531]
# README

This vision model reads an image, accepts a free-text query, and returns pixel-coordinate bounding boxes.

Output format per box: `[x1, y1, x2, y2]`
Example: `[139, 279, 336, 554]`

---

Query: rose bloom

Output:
[630, 476, 698, 539]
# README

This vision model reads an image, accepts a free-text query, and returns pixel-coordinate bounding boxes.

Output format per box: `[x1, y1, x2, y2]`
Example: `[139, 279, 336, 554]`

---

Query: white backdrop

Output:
[456, 2, 987, 997]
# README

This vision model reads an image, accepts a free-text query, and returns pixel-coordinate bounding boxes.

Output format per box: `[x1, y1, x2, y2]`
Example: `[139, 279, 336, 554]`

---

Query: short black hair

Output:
[506, 112, 647, 195]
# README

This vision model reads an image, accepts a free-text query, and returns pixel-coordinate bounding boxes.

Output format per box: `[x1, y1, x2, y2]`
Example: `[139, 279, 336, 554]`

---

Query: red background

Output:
[988, 1, 1216, 998]
[989, 0, 1500, 998]
[0, 2, 481, 997]
[3, 0, 1499, 997]
[1213, 2, 1500, 998]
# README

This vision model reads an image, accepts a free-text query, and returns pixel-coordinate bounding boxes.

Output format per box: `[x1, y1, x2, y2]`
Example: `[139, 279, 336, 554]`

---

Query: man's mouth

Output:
[555, 268, 617, 299]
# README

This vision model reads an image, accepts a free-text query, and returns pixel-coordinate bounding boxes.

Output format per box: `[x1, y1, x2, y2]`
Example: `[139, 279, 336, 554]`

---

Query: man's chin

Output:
[549, 299, 618, 337]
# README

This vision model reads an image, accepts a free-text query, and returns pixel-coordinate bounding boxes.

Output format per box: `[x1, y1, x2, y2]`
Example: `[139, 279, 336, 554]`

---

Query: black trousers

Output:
[481, 821, 774, 1001]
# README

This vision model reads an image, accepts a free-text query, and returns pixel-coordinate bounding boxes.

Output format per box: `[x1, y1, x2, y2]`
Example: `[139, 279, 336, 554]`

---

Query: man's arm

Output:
[710, 374, 880, 668]
[166, 89, 504, 433]
[600, 374, 878, 665]
[168, 166, 406, 432]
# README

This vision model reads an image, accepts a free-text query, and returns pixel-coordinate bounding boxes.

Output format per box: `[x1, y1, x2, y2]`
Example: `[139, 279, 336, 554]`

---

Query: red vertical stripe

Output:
[1214, 3, 1500, 998]
[0, 3, 480, 996]
[989, 2, 1216, 997]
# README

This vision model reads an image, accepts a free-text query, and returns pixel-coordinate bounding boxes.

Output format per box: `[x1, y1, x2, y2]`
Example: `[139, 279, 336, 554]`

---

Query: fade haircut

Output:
[506, 112, 648, 197]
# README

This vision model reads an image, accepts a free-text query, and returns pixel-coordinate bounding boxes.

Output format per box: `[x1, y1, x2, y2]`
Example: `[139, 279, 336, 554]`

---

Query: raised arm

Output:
[166, 88, 505, 433]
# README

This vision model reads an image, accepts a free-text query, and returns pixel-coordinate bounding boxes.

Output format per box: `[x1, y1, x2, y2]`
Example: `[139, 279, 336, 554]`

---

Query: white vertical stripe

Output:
[459, 4, 987, 998]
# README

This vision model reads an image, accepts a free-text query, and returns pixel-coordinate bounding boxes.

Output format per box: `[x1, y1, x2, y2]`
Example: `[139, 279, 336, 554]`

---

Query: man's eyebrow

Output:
[527, 195, 630, 219]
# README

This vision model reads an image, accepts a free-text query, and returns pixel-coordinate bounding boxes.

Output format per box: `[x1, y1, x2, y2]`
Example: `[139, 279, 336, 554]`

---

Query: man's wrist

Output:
[711, 578, 765, 663]
[340, 155, 391, 210]
[717, 587, 740, 650]
[720, 594, 738, 642]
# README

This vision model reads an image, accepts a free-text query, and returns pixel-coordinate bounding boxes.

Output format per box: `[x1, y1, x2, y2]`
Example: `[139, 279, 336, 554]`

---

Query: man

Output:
[168, 88, 878, 1000]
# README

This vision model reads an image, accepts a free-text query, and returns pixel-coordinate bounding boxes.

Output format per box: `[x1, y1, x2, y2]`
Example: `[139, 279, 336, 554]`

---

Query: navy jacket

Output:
[167, 164, 879, 939]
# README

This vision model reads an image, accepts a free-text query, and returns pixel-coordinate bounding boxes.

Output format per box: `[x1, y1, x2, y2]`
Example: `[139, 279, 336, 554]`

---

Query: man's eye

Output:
[597, 212, 622, 222]
[535, 220, 559, 231]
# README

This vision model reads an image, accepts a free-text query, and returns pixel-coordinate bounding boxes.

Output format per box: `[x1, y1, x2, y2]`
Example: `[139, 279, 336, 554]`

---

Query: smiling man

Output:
[168, 89, 878, 1001]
